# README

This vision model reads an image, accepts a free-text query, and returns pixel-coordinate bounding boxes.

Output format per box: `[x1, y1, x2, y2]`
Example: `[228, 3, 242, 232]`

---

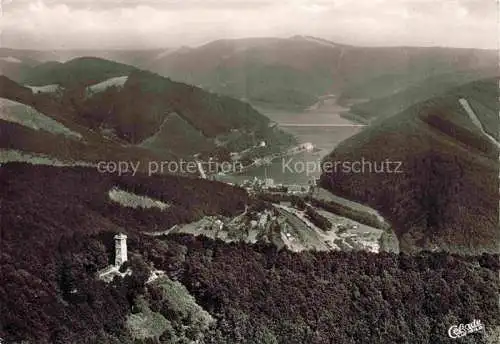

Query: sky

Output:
[0, 0, 498, 50]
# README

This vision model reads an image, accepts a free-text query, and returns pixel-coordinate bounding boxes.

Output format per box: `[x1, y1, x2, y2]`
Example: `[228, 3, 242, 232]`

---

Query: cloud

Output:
[1, 0, 497, 49]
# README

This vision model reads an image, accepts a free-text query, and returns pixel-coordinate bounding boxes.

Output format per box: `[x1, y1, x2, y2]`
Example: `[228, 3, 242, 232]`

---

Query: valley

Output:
[1, 39, 497, 257]
[144, 195, 388, 254]
[202, 95, 395, 254]
[215, 96, 364, 185]
[1, 34, 499, 344]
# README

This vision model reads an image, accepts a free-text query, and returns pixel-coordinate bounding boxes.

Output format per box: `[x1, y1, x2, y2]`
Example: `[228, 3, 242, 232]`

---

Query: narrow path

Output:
[458, 98, 500, 149]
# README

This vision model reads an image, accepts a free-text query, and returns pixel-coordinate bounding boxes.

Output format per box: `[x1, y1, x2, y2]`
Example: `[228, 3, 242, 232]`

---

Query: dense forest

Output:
[2, 230, 499, 343]
[321, 79, 499, 255]
[0, 163, 248, 343]
[170, 235, 499, 344]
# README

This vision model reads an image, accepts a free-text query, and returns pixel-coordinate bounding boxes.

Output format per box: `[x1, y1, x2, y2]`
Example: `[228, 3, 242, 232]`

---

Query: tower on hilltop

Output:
[114, 233, 128, 267]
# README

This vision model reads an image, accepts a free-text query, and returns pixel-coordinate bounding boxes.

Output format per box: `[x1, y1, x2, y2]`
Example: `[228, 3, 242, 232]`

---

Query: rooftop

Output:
[114, 233, 127, 240]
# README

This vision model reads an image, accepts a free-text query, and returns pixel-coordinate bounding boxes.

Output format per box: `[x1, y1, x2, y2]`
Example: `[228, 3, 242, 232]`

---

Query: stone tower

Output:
[114, 233, 128, 267]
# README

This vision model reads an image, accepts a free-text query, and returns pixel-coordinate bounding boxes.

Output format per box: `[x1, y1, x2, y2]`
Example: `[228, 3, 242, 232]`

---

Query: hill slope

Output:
[148, 36, 497, 110]
[0, 162, 249, 343]
[344, 68, 498, 124]
[4, 40, 496, 112]
[320, 78, 499, 255]
[1, 163, 498, 343]
[1, 57, 295, 163]
[19, 57, 137, 87]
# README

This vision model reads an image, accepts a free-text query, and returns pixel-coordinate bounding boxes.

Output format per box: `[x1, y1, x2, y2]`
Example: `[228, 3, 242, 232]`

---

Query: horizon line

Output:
[0, 35, 496, 52]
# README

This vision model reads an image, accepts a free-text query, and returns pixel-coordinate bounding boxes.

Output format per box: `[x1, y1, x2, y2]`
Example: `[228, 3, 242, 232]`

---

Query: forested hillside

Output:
[148, 37, 497, 110]
[0, 163, 498, 343]
[0, 57, 295, 161]
[344, 69, 497, 124]
[0, 163, 247, 343]
[321, 79, 499, 255]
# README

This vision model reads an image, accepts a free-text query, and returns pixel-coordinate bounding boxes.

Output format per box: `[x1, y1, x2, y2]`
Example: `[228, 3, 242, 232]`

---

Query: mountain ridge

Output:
[1, 58, 296, 165]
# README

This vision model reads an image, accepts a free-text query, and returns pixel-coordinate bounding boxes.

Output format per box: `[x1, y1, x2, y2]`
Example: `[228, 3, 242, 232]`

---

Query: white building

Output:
[114, 233, 128, 267]
[302, 142, 314, 152]
[213, 219, 224, 231]
[264, 178, 275, 188]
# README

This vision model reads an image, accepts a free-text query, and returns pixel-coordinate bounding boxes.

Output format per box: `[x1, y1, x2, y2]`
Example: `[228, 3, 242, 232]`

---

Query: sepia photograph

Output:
[0, 0, 499, 343]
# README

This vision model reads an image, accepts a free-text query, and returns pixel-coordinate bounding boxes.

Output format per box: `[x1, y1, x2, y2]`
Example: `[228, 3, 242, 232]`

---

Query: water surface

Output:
[220, 101, 364, 185]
